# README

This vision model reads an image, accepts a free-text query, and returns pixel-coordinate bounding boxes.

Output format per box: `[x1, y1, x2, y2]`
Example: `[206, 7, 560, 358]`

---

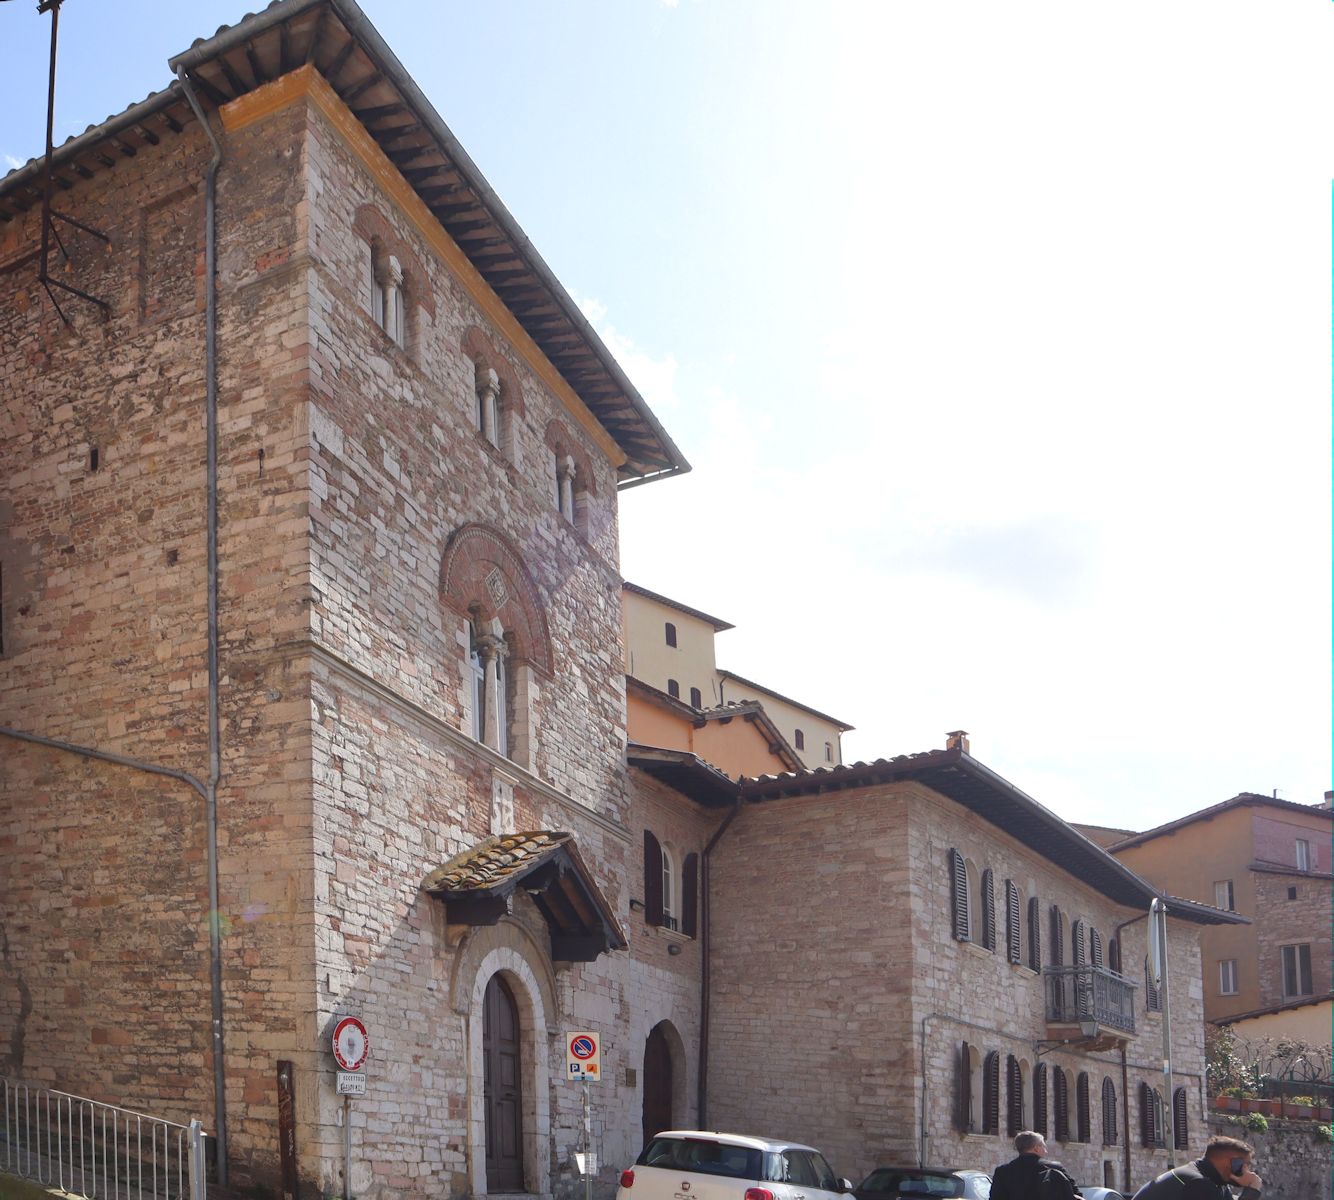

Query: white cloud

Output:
[576, 294, 682, 413]
[3, 153, 23, 171]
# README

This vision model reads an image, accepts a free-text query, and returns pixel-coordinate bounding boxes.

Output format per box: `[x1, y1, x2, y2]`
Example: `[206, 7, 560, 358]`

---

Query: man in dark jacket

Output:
[991, 1131, 1080, 1200]
[1130, 1136, 1262, 1200]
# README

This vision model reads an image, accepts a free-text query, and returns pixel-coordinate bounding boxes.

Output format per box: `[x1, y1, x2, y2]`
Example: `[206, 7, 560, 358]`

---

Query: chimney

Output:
[1325, 790, 1333, 809]
[946, 730, 970, 754]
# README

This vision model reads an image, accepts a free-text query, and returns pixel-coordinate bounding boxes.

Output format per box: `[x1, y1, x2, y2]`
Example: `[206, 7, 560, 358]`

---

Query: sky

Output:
[1, 1, 1329, 832]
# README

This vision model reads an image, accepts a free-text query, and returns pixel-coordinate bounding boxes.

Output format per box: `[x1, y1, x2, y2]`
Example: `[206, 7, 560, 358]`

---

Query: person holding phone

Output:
[1129, 1135, 1262, 1200]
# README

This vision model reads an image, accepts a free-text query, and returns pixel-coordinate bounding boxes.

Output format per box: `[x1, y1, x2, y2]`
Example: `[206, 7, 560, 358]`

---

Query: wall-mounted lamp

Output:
[667, 943, 682, 956]
[629, 898, 646, 913]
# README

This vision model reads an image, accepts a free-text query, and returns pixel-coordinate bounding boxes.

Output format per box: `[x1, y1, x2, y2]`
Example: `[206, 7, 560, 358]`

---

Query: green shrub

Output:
[1289, 1096, 1316, 1107]
[1316, 1124, 1334, 1144]
[1245, 1113, 1268, 1132]
[1224, 1086, 1249, 1099]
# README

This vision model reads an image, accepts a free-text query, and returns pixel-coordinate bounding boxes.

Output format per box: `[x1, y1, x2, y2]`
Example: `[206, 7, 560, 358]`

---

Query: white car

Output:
[617, 1131, 852, 1200]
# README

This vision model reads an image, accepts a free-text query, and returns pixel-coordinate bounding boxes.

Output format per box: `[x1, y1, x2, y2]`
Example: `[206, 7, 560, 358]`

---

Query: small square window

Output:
[1213, 880, 1234, 911]
[1288, 886, 1298, 901]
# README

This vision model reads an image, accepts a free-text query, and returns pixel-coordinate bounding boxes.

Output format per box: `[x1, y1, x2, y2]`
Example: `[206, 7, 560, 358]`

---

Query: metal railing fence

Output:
[1044, 964, 1138, 1034]
[1, 1077, 206, 1200]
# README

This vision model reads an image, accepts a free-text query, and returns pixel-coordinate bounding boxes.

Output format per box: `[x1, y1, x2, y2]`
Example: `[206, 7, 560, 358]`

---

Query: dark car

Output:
[855, 1167, 991, 1200]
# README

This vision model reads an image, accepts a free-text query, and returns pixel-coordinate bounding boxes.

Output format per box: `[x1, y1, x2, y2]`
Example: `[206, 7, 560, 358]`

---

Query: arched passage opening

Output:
[642, 1020, 686, 1144]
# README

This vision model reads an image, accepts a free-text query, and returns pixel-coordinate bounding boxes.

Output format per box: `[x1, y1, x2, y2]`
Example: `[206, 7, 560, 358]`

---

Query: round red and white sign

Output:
[332, 1017, 369, 1072]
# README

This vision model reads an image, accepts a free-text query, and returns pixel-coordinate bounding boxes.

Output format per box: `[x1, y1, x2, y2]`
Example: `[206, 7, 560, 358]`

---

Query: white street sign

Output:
[566, 1030, 601, 1082]
[336, 1072, 366, 1096]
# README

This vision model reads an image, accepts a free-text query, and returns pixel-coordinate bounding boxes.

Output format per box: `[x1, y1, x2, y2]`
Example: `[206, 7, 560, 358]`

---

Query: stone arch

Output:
[543, 417, 598, 496]
[440, 524, 553, 677]
[352, 204, 435, 318]
[462, 325, 526, 418]
[464, 937, 554, 1197]
[641, 1018, 690, 1143]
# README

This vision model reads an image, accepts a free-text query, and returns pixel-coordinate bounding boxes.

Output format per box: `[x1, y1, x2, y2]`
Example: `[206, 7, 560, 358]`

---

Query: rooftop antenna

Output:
[32, 0, 111, 323]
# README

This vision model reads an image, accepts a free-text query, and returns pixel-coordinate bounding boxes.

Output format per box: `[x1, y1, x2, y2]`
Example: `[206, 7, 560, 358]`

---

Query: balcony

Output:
[1044, 965, 1137, 1049]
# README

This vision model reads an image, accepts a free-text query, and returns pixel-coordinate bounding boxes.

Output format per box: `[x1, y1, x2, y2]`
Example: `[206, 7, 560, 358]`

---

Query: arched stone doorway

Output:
[484, 974, 524, 1191]
[642, 1022, 676, 1144]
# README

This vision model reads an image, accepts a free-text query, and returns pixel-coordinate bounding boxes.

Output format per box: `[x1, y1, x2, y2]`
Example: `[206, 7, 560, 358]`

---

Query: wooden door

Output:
[484, 975, 524, 1191]
[642, 1024, 673, 1145]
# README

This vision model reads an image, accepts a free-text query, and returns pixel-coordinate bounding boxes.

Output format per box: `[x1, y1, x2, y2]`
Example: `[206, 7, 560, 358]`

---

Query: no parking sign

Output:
[566, 1030, 600, 1081]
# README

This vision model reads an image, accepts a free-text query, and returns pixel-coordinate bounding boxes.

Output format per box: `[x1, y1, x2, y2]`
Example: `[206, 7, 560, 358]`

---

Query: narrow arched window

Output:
[1027, 896, 1042, 971]
[982, 1051, 1001, 1135]
[1006, 1055, 1024, 1136]
[689, 686, 702, 708]
[1076, 1072, 1091, 1143]
[661, 845, 678, 931]
[1090, 928, 1104, 969]
[981, 869, 997, 951]
[667, 679, 680, 699]
[1005, 880, 1022, 963]
[824, 742, 833, 761]
[469, 622, 486, 742]
[1032, 1062, 1049, 1136]
[794, 729, 805, 751]
[664, 621, 677, 647]
[1172, 1086, 1188, 1150]
[1101, 1077, 1118, 1146]
[949, 849, 970, 941]
[1053, 1068, 1070, 1142]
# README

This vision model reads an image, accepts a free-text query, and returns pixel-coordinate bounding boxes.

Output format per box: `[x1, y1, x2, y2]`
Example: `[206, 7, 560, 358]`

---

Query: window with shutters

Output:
[794, 729, 805, 750]
[1144, 958, 1161, 1012]
[1006, 1055, 1025, 1136]
[1027, 895, 1042, 972]
[1101, 1077, 1118, 1146]
[1049, 905, 1065, 967]
[1140, 1083, 1165, 1148]
[1053, 1068, 1070, 1142]
[981, 869, 997, 952]
[664, 622, 677, 647]
[1172, 1087, 1188, 1150]
[1032, 1063, 1049, 1137]
[1076, 1072, 1091, 1143]
[1005, 880, 1022, 964]
[1072, 919, 1087, 967]
[641, 832, 698, 939]
[957, 1042, 979, 1133]
[1213, 879, 1235, 911]
[1108, 936, 1122, 975]
[949, 848, 971, 942]
[982, 1051, 1001, 1135]
[1090, 928, 1104, 969]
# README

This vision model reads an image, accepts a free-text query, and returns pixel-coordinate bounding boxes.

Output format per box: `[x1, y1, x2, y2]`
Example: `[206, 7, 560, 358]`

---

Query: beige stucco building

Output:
[622, 583, 852, 770]
[1109, 794, 1333, 1023]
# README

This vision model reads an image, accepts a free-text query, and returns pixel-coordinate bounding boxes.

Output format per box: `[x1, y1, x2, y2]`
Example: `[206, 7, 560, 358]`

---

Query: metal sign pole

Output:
[584, 1079, 592, 1200]
[1157, 900, 1175, 1165]
[344, 1093, 353, 1200]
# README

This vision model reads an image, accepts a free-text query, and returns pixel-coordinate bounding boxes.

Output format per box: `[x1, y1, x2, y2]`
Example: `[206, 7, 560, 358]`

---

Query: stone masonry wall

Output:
[1205, 1114, 1333, 1199]
[1, 93, 316, 1182]
[1253, 869, 1332, 1010]
[908, 786, 1207, 1195]
[705, 779, 1211, 1195]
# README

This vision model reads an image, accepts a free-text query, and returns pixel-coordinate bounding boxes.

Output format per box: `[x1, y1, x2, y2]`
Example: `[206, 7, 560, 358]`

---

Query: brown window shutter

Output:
[1006, 1055, 1024, 1136]
[1139, 1083, 1152, 1147]
[1054, 1069, 1070, 1142]
[644, 830, 663, 926]
[1028, 896, 1042, 971]
[1172, 1087, 1188, 1150]
[1033, 1062, 1048, 1136]
[681, 852, 699, 938]
[1144, 958, 1161, 1011]
[1076, 1072, 1091, 1143]
[982, 1051, 1000, 1135]
[949, 849, 970, 941]
[1072, 919, 1086, 967]
[1108, 936, 1121, 975]
[1005, 880, 1021, 964]
[1102, 1077, 1118, 1146]
[1049, 905, 1065, 967]
[1090, 928, 1104, 969]
[981, 869, 997, 951]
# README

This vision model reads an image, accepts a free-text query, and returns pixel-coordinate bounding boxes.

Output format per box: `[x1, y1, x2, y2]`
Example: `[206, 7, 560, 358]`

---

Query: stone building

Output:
[1108, 793, 1333, 1022]
[0, 4, 1236, 1200]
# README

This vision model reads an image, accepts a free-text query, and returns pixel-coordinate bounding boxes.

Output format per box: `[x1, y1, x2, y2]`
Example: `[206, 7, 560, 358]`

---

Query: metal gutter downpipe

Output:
[175, 67, 229, 1188]
[697, 797, 742, 1127]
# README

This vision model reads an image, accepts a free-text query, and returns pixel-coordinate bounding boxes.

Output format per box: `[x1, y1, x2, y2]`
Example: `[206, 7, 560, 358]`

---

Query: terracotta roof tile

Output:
[424, 831, 567, 894]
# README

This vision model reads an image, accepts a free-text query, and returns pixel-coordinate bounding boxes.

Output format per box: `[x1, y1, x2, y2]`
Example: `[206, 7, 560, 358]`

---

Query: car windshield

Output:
[859, 1170, 964, 1198]
[638, 1138, 764, 1180]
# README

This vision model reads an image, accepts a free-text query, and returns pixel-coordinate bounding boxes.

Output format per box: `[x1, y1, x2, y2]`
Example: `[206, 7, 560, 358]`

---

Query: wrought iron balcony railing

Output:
[1044, 964, 1137, 1035]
